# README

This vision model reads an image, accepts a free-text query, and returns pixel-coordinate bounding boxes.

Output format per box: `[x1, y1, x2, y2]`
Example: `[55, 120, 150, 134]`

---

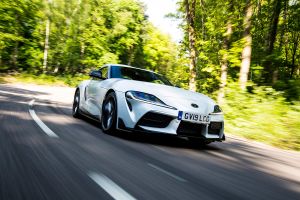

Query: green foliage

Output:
[0, 76, 4, 83]
[135, 24, 179, 75]
[0, 0, 44, 70]
[166, 55, 190, 89]
[223, 84, 300, 151]
[274, 79, 300, 101]
[3, 72, 88, 87]
[0, 0, 179, 75]
[176, 0, 300, 92]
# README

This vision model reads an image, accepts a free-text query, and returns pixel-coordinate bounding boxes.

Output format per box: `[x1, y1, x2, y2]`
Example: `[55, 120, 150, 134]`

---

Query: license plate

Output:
[178, 111, 210, 124]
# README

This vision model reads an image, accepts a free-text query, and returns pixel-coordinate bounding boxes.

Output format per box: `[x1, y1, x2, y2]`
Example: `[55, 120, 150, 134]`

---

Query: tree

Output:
[135, 24, 178, 75]
[42, 14, 50, 72]
[264, 0, 282, 83]
[185, 0, 197, 91]
[0, 0, 44, 71]
[239, 0, 253, 90]
[218, 0, 233, 104]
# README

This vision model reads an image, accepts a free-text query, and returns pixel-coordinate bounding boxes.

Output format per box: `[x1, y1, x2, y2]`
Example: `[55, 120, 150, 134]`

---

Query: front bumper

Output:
[116, 91, 225, 141]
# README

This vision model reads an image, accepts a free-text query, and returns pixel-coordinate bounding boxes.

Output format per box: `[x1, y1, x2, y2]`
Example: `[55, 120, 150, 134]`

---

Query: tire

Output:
[72, 89, 81, 118]
[101, 92, 117, 133]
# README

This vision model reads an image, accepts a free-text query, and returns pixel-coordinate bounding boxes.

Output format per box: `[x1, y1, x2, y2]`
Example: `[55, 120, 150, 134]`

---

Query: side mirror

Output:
[89, 70, 102, 79]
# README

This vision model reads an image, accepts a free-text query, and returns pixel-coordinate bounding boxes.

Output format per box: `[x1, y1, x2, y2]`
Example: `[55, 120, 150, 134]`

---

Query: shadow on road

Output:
[0, 84, 49, 95]
[75, 112, 221, 151]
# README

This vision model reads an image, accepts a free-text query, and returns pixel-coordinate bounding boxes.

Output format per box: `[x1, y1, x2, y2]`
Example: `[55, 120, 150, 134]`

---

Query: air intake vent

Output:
[177, 121, 206, 137]
[208, 122, 223, 135]
[136, 112, 174, 128]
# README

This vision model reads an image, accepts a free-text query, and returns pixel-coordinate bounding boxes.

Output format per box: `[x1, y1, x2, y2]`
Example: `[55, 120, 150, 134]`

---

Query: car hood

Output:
[106, 79, 216, 113]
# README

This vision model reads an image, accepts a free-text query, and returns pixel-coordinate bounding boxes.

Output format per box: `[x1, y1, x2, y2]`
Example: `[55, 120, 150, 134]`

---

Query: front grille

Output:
[136, 112, 174, 128]
[208, 122, 223, 135]
[177, 121, 206, 137]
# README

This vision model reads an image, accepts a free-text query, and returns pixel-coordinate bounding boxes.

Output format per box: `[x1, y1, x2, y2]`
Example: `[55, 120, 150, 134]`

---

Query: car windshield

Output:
[110, 66, 173, 86]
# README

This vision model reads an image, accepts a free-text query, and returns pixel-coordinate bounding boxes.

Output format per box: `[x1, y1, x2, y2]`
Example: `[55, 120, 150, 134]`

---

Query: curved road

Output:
[0, 83, 300, 200]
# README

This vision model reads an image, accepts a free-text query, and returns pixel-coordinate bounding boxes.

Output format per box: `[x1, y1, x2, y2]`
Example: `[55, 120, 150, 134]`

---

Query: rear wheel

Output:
[101, 92, 117, 133]
[72, 89, 81, 118]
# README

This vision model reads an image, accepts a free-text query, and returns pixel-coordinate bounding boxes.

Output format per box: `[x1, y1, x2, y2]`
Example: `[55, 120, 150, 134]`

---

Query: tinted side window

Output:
[110, 66, 121, 78]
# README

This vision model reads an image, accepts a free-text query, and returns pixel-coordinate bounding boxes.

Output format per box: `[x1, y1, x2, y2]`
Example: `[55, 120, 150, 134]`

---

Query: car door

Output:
[85, 67, 109, 117]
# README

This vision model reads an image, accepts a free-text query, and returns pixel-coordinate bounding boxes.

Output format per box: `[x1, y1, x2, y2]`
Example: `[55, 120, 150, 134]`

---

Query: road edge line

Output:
[28, 99, 59, 138]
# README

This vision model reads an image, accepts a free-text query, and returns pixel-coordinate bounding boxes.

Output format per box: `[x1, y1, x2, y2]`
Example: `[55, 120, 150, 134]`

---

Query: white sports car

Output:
[73, 64, 225, 144]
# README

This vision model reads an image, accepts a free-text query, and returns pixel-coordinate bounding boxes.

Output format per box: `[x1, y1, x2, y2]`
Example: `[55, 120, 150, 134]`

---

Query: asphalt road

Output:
[0, 83, 300, 200]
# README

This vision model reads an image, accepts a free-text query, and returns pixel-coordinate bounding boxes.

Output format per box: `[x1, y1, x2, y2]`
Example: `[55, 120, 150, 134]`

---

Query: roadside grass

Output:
[0, 76, 5, 83]
[222, 84, 300, 151]
[0, 72, 88, 87]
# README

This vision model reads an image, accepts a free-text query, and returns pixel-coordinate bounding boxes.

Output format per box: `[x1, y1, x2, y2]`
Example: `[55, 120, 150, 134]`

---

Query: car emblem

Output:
[191, 103, 198, 108]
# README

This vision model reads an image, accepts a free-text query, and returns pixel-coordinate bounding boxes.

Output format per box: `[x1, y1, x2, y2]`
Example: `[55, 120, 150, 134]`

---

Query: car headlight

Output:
[213, 105, 222, 113]
[125, 91, 176, 110]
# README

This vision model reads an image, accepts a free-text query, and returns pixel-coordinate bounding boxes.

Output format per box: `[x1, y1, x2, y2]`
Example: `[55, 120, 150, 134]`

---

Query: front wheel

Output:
[72, 89, 81, 118]
[101, 92, 117, 133]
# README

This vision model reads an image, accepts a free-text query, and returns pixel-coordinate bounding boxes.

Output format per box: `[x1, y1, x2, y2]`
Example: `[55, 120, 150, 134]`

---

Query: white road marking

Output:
[28, 99, 59, 138]
[88, 172, 136, 200]
[148, 163, 187, 182]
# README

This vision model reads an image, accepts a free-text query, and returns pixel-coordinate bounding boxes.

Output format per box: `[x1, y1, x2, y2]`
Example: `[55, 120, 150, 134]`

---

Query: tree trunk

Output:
[285, 36, 288, 68]
[42, 19, 50, 73]
[53, 65, 59, 73]
[200, 0, 205, 40]
[267, 0, 282, 54]
[80, 43, 85, 59]
[274, 0, 288, 83]
[127, 46, 135, 66]
[185, 0, 197, 92]
[278, 0, 288, 49]
[239, 0, 253, 90]
[290, 33, 299, 78]
[218, 22, 233, 104]
[218, 0, 233, 104]
[12, 41, 19, 70]
[266, 0, 282, 84]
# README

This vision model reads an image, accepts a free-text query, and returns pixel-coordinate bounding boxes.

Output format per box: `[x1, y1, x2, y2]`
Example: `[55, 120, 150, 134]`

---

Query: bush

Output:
[4, 72, 88, 87]
[273, 79, 300, 101]
[222, 84, 300, 151]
